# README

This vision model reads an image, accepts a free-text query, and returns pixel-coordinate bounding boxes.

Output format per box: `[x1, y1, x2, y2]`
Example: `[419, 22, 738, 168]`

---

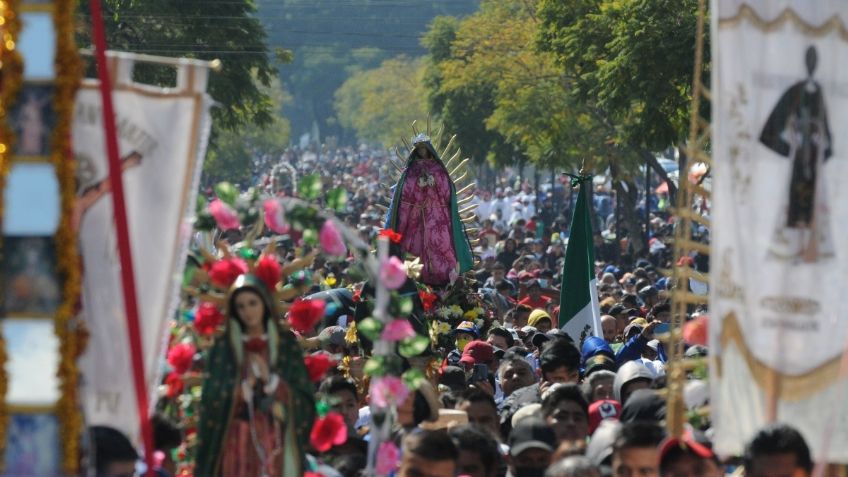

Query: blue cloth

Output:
[581, 335, 650, 370]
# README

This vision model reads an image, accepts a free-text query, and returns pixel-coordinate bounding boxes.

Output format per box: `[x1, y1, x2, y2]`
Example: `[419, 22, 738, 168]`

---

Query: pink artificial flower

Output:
[263, 198, 289, 233]
[208, 199, 240, 231]
[381, 319, 415, 342]
[379, 256, 407, 290]
[371, 376, 410, 408]
[320, 219, 347, 257]
[375, 441, 401, 475]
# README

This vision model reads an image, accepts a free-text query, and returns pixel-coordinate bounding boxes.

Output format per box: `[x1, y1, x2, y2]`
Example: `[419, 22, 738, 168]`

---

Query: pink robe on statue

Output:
[396, 158, 457, 285]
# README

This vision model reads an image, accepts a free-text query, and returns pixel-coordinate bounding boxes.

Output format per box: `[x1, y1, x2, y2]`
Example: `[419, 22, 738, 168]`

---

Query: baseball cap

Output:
[318, 326, 346, 348]
[530, 331, 551, 348]
[453, 321, 479, 338]
[638, 285, 658, 299]
[508, 417, 556, 457]
[460, 340, 494, 366]
[658, 430, 715, 469]
[584, 354, 616, 377]
[588, 400, 622, 435]
[608, 304, 625, 316]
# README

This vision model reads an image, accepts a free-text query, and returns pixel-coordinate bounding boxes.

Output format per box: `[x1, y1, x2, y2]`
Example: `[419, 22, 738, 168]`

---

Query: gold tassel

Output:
[52, 0, 84, 473]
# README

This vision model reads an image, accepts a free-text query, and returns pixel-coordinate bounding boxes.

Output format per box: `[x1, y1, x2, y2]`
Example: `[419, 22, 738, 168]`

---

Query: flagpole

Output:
[88, 1, 155, 475]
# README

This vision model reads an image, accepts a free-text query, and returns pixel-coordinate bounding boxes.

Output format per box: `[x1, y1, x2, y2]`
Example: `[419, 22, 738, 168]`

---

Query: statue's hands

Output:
[249, 353, 271, 383]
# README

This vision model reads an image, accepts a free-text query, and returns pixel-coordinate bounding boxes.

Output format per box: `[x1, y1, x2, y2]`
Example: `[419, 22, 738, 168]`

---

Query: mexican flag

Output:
[559, 176, 602, 342]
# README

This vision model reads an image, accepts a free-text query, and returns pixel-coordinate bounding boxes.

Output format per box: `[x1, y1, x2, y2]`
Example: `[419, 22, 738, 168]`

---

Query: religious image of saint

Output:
[759, 45, 834, 262]
[384, 134, 474, 287]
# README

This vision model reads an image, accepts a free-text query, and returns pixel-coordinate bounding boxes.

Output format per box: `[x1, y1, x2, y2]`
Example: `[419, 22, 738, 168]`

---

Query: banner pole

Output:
[88, 1, 155, 475]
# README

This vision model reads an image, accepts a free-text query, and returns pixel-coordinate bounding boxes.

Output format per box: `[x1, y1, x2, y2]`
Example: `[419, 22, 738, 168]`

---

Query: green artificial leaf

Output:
[402, 368, 426, 390]
[358, 318, 383, 341]
[302, 228, 319, 247]
[298, 173, 322, 200]
[316, 400, 331, 418]
[398, 296, 413, 315]
[364, 356, 386, 377]
[215, 182, 238, 206]
[194, 212, 216, 231]
[238, 247, 259, 260]
[196, 194, 207, 213]
[287, 205, 319, 231]
[399, 335, 430, 358]
[326, 187, 348, 212]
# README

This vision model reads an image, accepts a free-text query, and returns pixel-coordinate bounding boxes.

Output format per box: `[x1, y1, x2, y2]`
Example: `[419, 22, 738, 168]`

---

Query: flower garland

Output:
[0, 0, 23, 466]
[51, 0, 84, 473]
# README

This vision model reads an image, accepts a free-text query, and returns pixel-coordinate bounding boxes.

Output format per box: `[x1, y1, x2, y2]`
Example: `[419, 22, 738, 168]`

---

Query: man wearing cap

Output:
[461, 340, 496, 382]
[506, 417, 557, 477]
[446, 321, 479, 367]
[317, 325, 347, 354]
[519, 281, 553, 311]
[658, 430, 722, 477]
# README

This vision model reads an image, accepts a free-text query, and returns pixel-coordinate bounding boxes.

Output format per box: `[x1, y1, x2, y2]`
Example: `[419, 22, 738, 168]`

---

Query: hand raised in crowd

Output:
[641, 320, 663, 339]
[471, 379, 495, 397]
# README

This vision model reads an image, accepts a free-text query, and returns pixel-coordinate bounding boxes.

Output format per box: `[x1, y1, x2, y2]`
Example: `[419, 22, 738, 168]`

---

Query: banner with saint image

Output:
[710, 0, 848, 461]
[74, 52, 213, 443]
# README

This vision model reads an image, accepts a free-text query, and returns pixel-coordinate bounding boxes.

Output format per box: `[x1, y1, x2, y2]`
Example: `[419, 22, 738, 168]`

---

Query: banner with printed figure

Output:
[74, 52, 213, 443]
[710, 0, 848, 461]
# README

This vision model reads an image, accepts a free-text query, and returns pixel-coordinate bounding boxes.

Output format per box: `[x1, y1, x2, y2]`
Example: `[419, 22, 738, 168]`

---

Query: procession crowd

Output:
[91, 146, 815, 477]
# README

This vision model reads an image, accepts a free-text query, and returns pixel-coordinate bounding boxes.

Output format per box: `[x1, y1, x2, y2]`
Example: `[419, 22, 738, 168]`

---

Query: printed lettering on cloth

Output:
[711, 0, 848, 460]
[74, 53, 213, 443]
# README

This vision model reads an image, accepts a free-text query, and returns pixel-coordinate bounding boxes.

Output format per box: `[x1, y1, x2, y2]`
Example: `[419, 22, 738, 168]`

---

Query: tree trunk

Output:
[613, 178, 647, 260]
[639, 148, 677, 202]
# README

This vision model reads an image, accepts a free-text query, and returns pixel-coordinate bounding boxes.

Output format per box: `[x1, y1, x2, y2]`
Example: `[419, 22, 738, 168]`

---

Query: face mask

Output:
[515, 467, 547, 477]
[537, 279, 548, 288]
[456, 338, 470, 352]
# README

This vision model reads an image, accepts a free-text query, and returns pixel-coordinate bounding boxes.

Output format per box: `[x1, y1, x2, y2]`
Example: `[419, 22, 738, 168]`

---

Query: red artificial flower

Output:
[208, 258, 248, 289]
[304, 353, 337, 383]
[310, 412, 347, 452]
[352, 288, 362, 303]
[164, 371, 184, 398]
[194, 302, 224, 336]
[254, 255, 282, 292]
[167, 343, 196, 374]
[288, 298, 326, 333]
[304, 473, 325, 477]
[419, 290, 438, 312]
[379, 228, 403, 244]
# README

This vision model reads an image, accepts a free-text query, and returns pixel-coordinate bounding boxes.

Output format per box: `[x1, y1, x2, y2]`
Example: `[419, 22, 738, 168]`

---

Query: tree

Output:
[421, 15, 511, 168]
[537, 0, 706, 198]
[203, 78, 291, 187]
[76, 0, 282, 132]
[333, 56, 429, 148]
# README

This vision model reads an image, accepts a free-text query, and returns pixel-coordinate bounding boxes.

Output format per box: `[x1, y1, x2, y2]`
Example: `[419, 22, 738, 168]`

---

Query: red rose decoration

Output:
[310, 412, 347, 452]
[194, 302, 224, 336]
[419, 290, 438, 312]
[288, 298, 326, 333]
[304, 353, 337, 383]
[352, 288, 362, 303]
[254, 255, 282, 292]
[304, 473, 325, 477]
[165, 371, 184, 398]
[167, 343, 196, 374]
[379, 228, 403, 244]
[208, 258, 248, 289]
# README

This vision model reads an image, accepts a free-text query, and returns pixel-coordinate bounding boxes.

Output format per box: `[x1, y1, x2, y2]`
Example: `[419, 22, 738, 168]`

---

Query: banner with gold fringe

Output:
[711, 0, 848, 461]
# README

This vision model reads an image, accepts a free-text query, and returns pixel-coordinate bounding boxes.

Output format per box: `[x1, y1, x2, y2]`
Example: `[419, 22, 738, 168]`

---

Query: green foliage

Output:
[202, 77, 291, 186]
[537, 0, 703, 151]
[261, 0, 480, 141]
[76, 0, 282, 132]
[334, 56, 429, 147]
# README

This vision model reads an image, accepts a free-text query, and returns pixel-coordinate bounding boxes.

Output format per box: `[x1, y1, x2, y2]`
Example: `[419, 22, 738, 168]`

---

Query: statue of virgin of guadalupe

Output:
[195, 274, 315, 477]
[385, 133, 474, 286]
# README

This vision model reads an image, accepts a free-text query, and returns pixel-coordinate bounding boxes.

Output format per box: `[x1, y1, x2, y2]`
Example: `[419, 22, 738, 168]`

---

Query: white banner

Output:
[711, 0, 848, 461]
[75, 53, 212, 442]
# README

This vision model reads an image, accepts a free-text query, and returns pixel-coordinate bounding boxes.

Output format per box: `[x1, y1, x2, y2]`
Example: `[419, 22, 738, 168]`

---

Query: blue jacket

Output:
[581, 335, 649, 369]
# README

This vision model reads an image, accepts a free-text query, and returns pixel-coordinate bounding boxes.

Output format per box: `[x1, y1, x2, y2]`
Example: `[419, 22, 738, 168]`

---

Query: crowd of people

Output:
[89, 146, 811, 477]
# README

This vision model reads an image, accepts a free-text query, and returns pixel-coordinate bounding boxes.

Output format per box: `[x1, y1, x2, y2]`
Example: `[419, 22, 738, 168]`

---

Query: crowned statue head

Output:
[410, 133, 440, 162]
